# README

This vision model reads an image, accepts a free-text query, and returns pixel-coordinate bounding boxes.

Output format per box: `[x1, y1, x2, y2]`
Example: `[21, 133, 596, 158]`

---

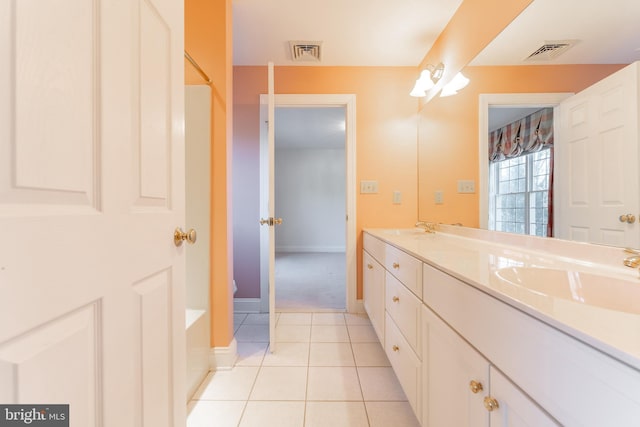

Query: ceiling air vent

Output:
[524, 40, 578, 61]
[289, 41, 322, 62]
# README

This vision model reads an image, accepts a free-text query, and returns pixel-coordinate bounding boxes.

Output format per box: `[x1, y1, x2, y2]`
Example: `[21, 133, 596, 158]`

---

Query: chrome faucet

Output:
[623, 248, 640, 268]
[415, 221, 436, 233]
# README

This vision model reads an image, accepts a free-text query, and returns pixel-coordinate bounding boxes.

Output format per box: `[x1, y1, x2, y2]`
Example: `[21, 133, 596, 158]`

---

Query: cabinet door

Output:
[422, 306, 489, 427]
[363, 250, 385, 344]
[488, 367, 560, 427]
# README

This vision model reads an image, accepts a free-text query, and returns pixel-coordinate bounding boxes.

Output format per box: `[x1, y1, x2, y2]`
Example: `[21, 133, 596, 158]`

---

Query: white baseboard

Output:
[234, 298, 261, 313]
[275, 246, 346, 253]
[209, 338, 237, 371]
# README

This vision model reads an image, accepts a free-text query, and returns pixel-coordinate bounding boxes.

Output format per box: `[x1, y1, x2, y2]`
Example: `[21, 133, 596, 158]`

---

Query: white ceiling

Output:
[253, 0, 640, 147]
[470, 0, 640, 66]
[232, 0, 463, 66]
[275, 107, 346, 149]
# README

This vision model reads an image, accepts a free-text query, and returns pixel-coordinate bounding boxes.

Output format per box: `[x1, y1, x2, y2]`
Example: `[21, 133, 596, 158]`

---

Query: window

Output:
[489, 149, 551, 236]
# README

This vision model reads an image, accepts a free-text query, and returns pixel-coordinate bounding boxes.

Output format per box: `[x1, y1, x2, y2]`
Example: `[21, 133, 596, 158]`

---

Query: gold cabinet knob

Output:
[392, 262, 400, 269]
[392, 296, 400, 303]
[619, 214, 636, 224]
[392, 345, 399, 352]
[367, 264, 374, 270]
[483, 396, 499, 412]
[469, 380, 483, 394]
[174, 227, 197, 247]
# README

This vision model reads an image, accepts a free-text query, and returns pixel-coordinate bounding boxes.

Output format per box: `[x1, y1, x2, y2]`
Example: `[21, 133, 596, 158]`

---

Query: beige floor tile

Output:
[187, 400, 245, 427]
[239, 401, 306, 427]
[347, 324, 379, 343]
[311, 324, 350, 343]
[236, 342, 268, 367]
[250, 367, 308, 401]
[235, 324, 270, 342]
[234, 313, 248, 333]
[351, 342, 391, 367]
[243, 313, 270, 325]
[275, 324, 311, 342]
[358, 367, 407, 401]
[309, 343, 355, 367]
[278, 312, 313, 325]
[307, 367, 363, 401]
[262, 342, 310, 366]
[194, 368, 260, 401]
[312, 313, 346, 325]
[344, 313, 371, 325]
[305, 401, 369, 427]
[365, 401, 421, 427]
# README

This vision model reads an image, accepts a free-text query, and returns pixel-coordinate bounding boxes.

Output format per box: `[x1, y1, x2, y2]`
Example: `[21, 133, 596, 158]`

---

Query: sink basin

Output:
[492, 267, 640, 314]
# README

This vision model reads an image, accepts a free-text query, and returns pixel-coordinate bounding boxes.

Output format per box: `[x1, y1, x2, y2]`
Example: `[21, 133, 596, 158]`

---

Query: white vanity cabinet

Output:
[363, 249, 385, 344]
[422, 304, 558, 427]
[363, 232, 423, 421]
[422, 305, 489, 427]
[422, 262, 640, 426]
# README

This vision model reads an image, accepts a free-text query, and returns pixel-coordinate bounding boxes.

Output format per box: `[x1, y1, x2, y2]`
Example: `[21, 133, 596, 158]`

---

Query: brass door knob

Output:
[469, 380, 483, 394]
[392, 296, 400, 303]
[483, 396, 499, 412]
[619, 214, 636, 224]
[174, 227, 197, 247]
[259, 217, 284, 226]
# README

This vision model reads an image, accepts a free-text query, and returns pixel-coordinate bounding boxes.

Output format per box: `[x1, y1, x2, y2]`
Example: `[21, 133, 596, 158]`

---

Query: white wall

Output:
[185, 86, 211, 309]
[275, 147, 346, 252]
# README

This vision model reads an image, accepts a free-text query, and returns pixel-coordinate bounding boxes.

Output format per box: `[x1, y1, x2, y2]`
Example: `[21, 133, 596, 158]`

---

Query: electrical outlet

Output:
[360, 180, 378, 194]
[457, 180, 476, 193]
[393, 191, 402, 204]
[435, 190, 444, 204]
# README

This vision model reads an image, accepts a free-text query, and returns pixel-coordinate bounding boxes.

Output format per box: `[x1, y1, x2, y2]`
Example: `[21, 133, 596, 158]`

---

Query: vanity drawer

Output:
[385, 312, 422, 420]
[363, 232, 385, 265]
[385, 272, 421, 357]
[385, 244, 422, 298]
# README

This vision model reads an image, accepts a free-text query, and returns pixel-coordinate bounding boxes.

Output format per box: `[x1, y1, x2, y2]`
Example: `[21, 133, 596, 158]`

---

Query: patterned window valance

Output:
[489, 107, 554, 163]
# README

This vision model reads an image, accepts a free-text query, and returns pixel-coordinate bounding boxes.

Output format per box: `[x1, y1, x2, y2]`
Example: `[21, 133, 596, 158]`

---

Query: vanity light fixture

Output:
[440, 72, 470, 97]
[410, 63, 444, 97]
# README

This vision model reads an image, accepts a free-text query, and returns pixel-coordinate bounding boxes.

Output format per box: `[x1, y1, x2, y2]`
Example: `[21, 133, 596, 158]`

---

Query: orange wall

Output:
[185, 0, 234, 347]
[233, 66, 419, 299]
[417, 64, 625, 226]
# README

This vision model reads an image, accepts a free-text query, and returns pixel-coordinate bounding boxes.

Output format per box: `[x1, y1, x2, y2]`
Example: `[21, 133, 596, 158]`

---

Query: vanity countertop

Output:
[364, 226, 640, 371]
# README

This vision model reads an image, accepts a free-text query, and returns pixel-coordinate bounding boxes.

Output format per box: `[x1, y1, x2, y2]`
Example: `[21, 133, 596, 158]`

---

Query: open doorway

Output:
[274, 107, 346, 311]
[258, 94, 357, 315]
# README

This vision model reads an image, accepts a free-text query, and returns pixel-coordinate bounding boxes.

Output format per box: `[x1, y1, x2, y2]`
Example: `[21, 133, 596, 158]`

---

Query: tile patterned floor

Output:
[187, 312, 421, 427]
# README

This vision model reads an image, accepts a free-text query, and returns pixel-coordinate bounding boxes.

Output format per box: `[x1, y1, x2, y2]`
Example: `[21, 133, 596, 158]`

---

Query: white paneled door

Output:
[0, 1, 186, 426]
[556, 62, 640, 247]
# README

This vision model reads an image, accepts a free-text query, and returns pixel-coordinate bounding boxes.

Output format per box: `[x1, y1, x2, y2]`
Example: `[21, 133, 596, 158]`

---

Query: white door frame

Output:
[259, 94, 357, 313]
[478, 93, 572, 229]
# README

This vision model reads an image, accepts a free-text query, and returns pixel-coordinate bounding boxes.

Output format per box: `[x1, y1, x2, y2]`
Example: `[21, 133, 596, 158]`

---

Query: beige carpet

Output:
[275, 252, 346, 311]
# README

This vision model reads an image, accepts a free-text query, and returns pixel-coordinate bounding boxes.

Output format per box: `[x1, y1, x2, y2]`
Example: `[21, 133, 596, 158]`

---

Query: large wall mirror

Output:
[417, 0, 640, 248]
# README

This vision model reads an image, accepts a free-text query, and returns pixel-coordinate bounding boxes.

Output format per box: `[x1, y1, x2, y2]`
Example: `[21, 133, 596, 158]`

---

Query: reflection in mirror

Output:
[417, 0, 640, 247]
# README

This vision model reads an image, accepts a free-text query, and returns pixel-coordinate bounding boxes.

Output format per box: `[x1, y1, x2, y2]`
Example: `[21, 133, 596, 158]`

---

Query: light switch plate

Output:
[435, 190, 444, 204]
[457, 180, 475, 193]
[360, 180, 378, 194]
